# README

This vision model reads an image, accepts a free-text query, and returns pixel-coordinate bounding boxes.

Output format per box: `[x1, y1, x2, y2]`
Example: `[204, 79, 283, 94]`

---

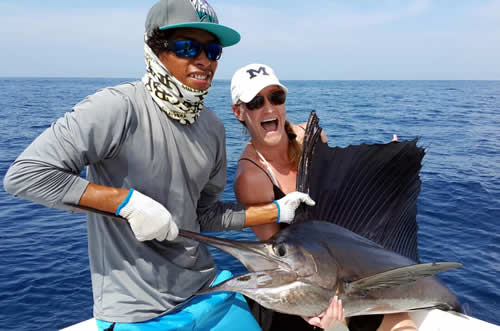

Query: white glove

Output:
[274, 192, 315, 224]
[116, 189, 179, 241]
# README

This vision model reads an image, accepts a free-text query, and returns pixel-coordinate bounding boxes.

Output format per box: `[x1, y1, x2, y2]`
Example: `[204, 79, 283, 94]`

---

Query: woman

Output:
[230, 63, 417, 331]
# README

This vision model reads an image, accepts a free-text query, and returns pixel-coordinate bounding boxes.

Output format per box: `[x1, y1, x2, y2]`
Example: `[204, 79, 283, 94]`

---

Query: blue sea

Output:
[0, 78, 499, 330]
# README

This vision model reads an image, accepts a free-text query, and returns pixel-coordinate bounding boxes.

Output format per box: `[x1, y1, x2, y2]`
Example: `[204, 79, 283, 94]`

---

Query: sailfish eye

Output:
[272, 244, 287, 257]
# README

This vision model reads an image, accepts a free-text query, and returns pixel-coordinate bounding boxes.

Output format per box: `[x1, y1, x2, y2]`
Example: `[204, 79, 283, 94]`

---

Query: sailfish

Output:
[179, 111, 462, 318]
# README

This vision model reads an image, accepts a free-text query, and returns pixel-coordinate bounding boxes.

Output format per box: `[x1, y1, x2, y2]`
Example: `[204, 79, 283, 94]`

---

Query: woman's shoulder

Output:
[235, 151, 266, 188]
[295, 122, 308, 130]
[235, 147, 276, 204]
[292, 122, 308, 143]
[291, 121, 328, 144]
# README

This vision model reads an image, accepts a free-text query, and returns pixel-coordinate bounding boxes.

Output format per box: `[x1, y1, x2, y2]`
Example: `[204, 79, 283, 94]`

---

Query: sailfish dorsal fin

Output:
[295, 111, 424, 261]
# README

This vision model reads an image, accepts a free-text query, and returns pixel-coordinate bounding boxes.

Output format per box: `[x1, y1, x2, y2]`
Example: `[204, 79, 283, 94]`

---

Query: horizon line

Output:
[1, 76, 499, 82]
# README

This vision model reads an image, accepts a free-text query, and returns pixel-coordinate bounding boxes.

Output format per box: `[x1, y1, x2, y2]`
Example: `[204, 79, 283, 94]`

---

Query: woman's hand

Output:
[303, 296, 346, 330]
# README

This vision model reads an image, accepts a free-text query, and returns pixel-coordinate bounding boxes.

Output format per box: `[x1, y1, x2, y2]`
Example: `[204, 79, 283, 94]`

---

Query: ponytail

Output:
[285, 120, 302, 168]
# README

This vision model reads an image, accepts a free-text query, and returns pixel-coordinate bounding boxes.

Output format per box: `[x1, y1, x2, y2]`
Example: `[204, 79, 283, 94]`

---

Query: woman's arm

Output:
[234, 161, 280, 240]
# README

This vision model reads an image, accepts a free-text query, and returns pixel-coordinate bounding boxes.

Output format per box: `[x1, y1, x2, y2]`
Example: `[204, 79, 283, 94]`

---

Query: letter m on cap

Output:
[247, 67, 269, 79]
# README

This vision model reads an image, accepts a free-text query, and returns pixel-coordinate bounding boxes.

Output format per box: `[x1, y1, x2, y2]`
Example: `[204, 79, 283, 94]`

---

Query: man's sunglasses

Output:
[242, 90, 286, 111]
[165, 40, 223, 61]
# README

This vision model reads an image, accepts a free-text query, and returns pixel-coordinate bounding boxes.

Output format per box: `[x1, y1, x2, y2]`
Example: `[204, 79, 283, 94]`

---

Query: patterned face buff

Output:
[142, 42, 208, 125]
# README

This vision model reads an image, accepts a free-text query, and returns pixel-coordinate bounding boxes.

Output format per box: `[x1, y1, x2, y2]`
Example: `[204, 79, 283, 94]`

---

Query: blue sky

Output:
[1, 0, 499, 79]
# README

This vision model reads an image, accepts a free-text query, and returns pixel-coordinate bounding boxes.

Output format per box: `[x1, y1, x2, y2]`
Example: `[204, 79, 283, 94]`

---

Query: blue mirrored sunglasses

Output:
[165, 40, 223, 61]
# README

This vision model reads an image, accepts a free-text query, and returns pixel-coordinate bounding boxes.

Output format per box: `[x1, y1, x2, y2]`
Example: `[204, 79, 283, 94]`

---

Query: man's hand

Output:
[116, 189, 178, 241]
[274, 192, 315, 224]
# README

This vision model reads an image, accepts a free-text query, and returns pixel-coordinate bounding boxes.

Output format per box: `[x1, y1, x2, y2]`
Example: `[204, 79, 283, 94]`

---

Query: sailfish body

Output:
[180, 222, 461, 317]
[180, 111, 462, 318]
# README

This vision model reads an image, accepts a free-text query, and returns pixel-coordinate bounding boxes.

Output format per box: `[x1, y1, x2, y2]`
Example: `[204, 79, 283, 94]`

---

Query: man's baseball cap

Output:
[231, 64, 288, 105]
[145, 0, 240, 47]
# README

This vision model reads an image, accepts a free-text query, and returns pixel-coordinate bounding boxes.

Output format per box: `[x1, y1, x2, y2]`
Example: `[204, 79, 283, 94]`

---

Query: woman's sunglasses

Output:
[165, 40, 223, 61]
[242, 90, 286, 111]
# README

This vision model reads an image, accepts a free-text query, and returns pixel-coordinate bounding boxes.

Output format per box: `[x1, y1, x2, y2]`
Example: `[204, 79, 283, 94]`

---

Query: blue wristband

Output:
[272, 200, 280, 223]
[115, 189, 134, 216]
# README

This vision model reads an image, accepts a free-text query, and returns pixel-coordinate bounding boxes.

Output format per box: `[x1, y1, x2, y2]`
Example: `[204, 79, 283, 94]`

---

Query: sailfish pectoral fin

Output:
[344, 262, 462, 295]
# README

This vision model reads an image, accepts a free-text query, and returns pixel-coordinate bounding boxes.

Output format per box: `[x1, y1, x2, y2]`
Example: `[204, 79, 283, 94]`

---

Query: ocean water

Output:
[0, 78, 499, 330]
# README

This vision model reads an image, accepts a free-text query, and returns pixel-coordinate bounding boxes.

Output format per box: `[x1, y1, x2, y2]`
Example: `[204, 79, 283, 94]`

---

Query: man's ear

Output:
[158, 51, 168, 65]
[232, 104, 243, 121]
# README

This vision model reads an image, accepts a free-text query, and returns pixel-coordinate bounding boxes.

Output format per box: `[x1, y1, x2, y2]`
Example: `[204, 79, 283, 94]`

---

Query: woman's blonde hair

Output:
[285, 120, 302, 168]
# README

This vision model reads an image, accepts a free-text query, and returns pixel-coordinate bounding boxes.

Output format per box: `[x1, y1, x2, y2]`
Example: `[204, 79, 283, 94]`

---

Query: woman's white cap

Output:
[231, 64, 288, 105]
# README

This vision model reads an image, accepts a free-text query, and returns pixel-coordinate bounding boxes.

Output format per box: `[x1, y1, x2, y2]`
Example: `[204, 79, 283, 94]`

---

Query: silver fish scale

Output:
[246, 281, 336, 317]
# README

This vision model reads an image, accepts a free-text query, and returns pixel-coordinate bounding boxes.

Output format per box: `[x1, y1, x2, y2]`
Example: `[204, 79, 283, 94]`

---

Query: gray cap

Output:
[145, 0, 240, 47]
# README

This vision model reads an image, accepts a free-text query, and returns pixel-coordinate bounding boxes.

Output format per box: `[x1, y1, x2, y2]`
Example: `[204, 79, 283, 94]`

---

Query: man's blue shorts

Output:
[96, 270, 261, 331]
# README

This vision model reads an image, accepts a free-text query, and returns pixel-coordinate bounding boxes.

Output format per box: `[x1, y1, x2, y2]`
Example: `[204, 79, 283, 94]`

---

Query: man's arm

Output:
[2, 88, 177, 242]
[78, 183, 129, 213]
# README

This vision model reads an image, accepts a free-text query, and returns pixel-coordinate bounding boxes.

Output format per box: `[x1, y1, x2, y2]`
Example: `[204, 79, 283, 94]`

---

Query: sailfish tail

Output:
[295, 111, 425, 261]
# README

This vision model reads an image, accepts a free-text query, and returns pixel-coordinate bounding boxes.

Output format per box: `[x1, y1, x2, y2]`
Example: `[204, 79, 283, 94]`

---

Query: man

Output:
[3, 0, 314, 329]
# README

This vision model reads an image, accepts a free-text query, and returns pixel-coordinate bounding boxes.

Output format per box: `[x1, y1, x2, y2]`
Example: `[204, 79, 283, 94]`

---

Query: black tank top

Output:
[238, 158, 286, 200]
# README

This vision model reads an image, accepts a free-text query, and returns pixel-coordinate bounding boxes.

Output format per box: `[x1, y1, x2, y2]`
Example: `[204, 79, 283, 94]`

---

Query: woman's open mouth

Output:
[261, 118, 278, 132]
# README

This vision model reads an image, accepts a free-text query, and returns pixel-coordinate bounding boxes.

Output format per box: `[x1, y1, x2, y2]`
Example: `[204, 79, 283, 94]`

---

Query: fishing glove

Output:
[274, 192, 315, 224]
[116, 189, 179, 241]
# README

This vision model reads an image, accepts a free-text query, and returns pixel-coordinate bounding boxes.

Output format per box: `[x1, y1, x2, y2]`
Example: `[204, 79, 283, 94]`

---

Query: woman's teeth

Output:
[261, 118, 278, 132]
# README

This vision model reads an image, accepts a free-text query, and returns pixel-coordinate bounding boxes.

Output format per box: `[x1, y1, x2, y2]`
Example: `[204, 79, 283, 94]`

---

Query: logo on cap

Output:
[246, 66, 269, 79]
[189, 0, 218, 23]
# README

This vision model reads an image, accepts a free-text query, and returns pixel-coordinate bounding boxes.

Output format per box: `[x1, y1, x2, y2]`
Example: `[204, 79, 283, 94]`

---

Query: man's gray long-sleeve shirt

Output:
[3, 81, 246, 322]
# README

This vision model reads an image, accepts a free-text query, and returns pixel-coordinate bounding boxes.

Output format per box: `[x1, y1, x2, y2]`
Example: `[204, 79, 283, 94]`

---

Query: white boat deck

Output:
[60, 309, 500, 330]
[410, 309, 500, 330]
